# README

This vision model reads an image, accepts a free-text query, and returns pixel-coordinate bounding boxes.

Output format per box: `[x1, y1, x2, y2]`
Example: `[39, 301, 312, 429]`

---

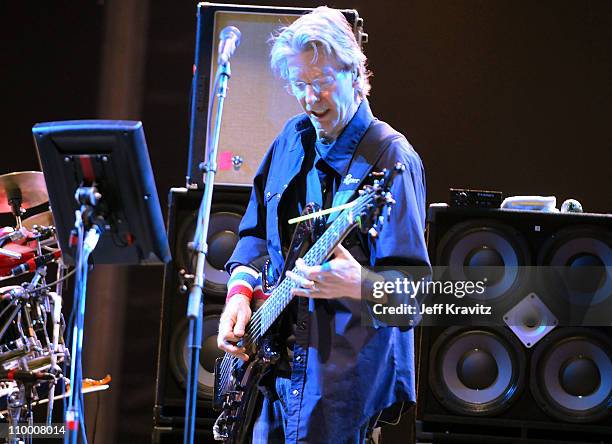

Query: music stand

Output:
[32, 120, 171, 443]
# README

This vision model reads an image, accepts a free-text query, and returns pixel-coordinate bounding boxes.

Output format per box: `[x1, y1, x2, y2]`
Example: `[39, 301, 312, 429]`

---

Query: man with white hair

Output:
[218, 6, 429, 443]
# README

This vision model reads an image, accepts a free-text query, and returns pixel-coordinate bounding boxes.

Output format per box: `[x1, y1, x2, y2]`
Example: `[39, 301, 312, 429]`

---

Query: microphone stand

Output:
[184, 60, 232, 444]
[64, 187, 103, 444]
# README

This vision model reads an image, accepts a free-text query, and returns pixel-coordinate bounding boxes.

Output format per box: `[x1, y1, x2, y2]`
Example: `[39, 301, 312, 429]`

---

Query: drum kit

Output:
[0, 171, 108, 443]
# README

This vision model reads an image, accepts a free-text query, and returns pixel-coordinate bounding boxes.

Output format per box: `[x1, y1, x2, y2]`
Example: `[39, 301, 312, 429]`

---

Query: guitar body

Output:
[213, 203, 325, 443]
[212, 334, 283, 443]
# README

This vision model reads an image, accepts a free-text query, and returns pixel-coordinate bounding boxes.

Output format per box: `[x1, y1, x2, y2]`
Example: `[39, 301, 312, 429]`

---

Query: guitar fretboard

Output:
[245, 190, 372, 343]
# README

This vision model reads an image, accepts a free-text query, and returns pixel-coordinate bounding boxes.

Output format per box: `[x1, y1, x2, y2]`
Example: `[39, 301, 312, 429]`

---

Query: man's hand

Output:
[217, 294, 251, 361]
[287, 244, 362, 300]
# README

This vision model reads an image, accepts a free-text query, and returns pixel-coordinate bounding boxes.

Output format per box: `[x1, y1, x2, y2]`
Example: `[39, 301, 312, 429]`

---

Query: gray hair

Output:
[270, 6, 371, 98]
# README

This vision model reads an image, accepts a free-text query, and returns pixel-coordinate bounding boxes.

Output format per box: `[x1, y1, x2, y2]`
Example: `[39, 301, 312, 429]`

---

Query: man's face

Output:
[286, 50, 359, 142]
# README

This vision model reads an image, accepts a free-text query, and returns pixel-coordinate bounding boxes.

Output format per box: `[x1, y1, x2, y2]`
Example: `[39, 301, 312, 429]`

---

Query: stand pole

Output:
[184, 61, 231, 444]
[64, 193, 102, 444]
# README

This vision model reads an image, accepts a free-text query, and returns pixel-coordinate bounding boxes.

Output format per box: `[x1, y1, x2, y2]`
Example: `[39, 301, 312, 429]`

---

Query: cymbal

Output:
[0, 171, 48, 213]
[22, 210, 54, 230]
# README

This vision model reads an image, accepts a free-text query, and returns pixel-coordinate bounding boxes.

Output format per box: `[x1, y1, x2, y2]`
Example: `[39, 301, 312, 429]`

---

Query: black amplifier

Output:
[450, 188, 503, 208]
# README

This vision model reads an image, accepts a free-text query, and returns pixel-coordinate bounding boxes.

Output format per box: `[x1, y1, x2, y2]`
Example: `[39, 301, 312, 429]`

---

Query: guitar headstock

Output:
[356, 162, 405, 238]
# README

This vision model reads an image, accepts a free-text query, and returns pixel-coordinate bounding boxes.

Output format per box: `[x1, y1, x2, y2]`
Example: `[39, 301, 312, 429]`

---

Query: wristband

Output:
[226, 265, 259, 303]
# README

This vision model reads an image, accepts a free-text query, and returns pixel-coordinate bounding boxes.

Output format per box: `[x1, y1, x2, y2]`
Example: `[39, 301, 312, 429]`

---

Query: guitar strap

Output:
[327, 118, 395, 224]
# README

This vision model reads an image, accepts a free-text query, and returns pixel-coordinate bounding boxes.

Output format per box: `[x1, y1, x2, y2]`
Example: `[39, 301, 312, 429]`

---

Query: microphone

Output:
[0, 229, 25, 247]
[11, 250, 61, 276]
[218, 26, 241, 65]
[0, 369, 55, 382]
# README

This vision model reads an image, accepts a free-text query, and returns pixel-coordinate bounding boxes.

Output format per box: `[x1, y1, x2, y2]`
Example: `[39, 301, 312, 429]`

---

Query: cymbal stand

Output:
[7, 382, 38, 444]
[7, 188, 25, 229]
[0, 299, 26, 345]
[46, 290, 63, 425]
[7, 388, 22, 444]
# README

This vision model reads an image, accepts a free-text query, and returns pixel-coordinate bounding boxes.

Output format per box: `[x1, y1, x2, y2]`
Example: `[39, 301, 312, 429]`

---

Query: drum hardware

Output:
[21, 211, 54, 232]
[0, 189, 72, 441]
[0, 172, 49, 229]
[0, 248, 21, 260]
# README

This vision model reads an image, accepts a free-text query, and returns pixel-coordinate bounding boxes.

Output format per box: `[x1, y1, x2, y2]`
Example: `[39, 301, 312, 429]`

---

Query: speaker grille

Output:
[530, 328, 612, 423]
[437, 220, 530, 305]
[169, 304, 225, 400]
[155, 186, 250, 425]
[429, 326, 526, 416]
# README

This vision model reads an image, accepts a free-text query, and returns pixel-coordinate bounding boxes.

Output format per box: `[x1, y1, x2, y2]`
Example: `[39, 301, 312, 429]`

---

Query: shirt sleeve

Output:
[361, 134, 431, 328]
[370, 134, 429, 268]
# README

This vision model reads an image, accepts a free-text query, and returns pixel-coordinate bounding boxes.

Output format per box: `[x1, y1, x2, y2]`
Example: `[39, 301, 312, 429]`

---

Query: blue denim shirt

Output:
[227, 100, 429, 443]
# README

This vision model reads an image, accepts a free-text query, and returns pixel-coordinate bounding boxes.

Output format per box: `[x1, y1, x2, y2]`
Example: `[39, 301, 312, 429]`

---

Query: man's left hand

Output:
[287, 244, 361, 300]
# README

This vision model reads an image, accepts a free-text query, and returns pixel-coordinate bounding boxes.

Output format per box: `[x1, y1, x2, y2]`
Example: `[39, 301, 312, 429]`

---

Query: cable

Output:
[91, 392, 101, 444]
[34, 268, 76, 293]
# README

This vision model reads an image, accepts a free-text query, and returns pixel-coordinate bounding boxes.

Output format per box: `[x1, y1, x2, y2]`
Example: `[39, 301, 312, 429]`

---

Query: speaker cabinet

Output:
[154, 185, 250, 429]
[152, 422, 213, 444]
[417, 204, 612, 443]
[186, 3, 365, 188]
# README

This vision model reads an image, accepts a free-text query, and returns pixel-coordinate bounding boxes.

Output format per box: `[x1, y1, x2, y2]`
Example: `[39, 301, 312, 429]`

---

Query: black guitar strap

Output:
[327, 118, 397, 224]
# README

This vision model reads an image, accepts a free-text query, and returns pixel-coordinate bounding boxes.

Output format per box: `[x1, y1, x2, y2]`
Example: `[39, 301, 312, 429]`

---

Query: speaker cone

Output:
[530, 327, 612, 423]
[429, 326, 526, 415]
[539, 227, 611, 307]
[169, 304, 225, 401]
[175, 205, 243, 298]
[437, 220, 530, 303]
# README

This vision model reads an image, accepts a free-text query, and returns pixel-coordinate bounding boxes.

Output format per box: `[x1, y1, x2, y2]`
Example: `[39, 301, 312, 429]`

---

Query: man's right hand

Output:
[217, 294, 252, 361]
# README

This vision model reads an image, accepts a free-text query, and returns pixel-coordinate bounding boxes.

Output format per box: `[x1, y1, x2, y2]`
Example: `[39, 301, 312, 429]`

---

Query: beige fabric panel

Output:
[210, 11, 304, 185]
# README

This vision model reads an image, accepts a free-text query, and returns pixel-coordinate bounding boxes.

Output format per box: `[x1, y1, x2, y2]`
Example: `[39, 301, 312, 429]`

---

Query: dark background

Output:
[2, 1, 611, 442]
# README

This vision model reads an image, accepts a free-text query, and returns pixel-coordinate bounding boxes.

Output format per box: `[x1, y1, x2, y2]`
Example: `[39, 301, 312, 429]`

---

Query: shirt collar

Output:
[293, 100, 374, 176]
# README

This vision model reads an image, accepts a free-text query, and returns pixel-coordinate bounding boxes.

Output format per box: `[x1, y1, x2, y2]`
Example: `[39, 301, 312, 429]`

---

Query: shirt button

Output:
[292, 389, 299, 396]
[266, 191, 271, 199]
[295, 355, 302, 362]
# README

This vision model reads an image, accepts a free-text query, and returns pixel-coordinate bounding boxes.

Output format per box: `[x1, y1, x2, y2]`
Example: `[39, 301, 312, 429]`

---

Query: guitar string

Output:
[246, 188, 373, 333]
[217, 214, 352, 392]
[217, 189, 376, 393]
[217, 186, 381, 394]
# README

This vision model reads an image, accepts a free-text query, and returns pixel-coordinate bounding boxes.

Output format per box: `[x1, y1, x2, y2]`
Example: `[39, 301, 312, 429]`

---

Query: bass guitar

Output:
[213, 163, 404, 442]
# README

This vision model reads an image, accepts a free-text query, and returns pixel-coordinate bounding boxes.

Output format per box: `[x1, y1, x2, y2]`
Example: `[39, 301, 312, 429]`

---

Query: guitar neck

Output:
[246, 196, 365, 342]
